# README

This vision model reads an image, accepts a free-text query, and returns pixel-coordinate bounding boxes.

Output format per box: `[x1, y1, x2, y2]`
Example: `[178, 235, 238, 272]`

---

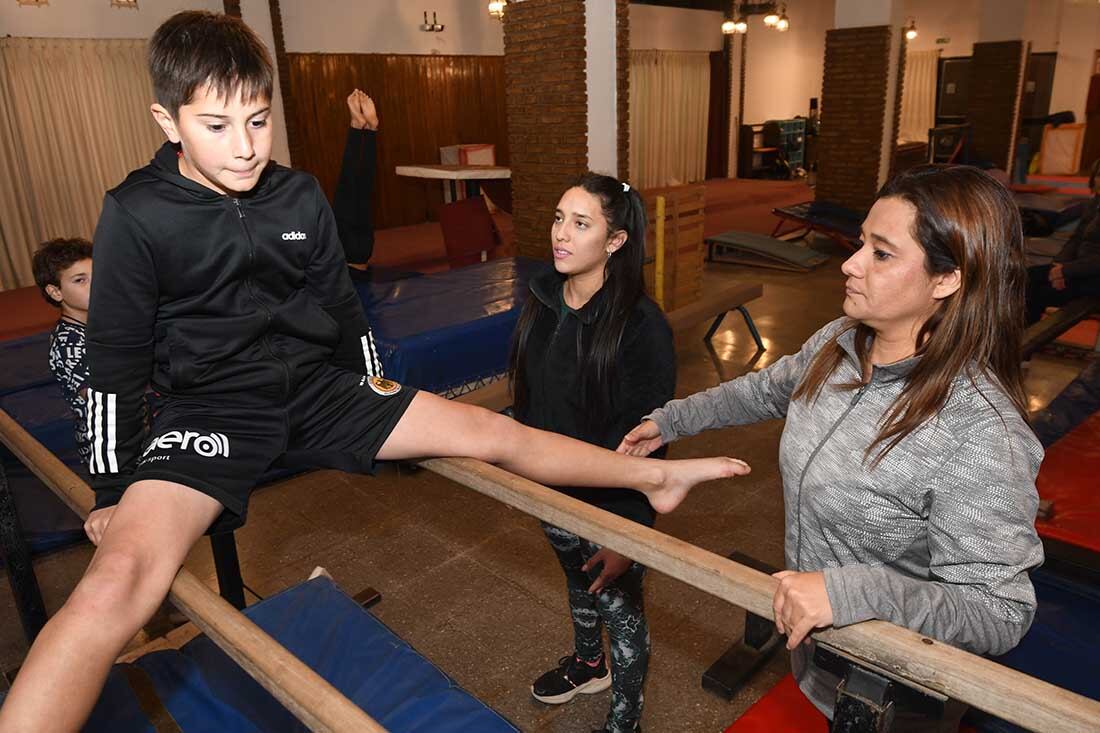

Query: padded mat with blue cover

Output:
[967, 567, 1100, 731]
[65, 576, 517, 732]
[356, 257, 548, 395]
[0, 381, 88, 554]
[0, 331, 53, 397]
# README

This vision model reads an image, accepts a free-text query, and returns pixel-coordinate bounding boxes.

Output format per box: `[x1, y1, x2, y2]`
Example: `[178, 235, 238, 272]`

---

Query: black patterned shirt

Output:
[47, 318, 91, 466]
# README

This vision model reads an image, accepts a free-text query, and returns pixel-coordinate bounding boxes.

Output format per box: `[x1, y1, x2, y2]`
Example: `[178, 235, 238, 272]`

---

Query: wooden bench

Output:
[1022, 295, 1100, 359]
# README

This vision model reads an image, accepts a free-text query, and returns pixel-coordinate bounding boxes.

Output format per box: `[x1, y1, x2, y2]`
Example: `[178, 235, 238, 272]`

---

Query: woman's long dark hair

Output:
[509, 172, 648, 423]
[791, 164, 1029, 464]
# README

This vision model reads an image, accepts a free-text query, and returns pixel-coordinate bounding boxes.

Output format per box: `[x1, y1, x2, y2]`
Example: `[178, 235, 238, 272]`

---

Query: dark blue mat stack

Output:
[0, 332, 87, 555]
[0, 576, 518, 732]
[356, 257, 547, 396]
[966, 568, 1100, 731]
[0, 581, 519, 726]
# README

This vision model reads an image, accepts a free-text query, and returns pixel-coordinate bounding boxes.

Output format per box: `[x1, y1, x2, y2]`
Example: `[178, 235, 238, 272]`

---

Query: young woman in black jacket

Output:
[510, 173, 674, 733]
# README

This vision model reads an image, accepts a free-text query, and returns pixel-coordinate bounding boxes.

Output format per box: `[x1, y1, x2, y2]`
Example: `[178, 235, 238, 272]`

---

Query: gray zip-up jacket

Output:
[645, 318, 1043, 716]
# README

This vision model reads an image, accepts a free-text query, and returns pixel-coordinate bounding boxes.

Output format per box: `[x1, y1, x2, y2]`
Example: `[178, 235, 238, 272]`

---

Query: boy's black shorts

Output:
[131, 365, 417, 531]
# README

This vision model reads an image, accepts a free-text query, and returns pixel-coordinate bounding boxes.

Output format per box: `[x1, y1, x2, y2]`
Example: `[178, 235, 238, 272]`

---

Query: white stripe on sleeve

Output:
[90, 390, 104, 474]
[86, 390, 98, 474]
[360, 335, 373, 376]
[105, 392, 118, 473]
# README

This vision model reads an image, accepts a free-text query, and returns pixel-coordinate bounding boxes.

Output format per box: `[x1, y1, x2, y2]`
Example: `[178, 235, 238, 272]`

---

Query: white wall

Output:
[0, 0, 221, 38]
[278, 0, 504, 55]
[1049, 0, 1100, 122]
[240, 0, 291, 166]
[901, 0, 1098, 122]
[629, 4, 724, 52]
[902, 0, 980, 56]
[835, 0, 897, 28]
[903, 0, 1059, 55]
[743, 0, 834, 124]
[1, 0, 293, 164]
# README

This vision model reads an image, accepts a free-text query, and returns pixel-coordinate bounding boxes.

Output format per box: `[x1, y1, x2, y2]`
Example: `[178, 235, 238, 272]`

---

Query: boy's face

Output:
[151, 84, 272, 196]
[46, 258, 93, 320]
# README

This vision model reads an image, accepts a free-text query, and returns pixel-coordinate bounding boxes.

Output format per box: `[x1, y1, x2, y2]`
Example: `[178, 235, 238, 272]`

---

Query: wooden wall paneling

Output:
[285, 53, 509, 230]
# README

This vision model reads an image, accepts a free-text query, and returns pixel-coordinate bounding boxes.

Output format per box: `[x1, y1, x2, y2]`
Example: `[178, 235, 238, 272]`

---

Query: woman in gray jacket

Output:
[619, 165, 1043, 729]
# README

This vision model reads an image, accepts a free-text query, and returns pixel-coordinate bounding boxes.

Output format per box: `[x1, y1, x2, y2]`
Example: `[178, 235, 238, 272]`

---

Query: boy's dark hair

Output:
[149, 11, 273, 118]
[32, 238, 93, 307]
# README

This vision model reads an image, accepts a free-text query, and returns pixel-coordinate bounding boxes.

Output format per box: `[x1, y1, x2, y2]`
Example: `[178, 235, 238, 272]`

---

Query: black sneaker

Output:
[530, 654, 611, 704]
[591, 727, 641, 733]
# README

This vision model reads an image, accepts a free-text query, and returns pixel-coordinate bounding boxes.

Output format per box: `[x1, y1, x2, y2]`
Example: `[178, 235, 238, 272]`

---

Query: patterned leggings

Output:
[542, 522, 650, 733]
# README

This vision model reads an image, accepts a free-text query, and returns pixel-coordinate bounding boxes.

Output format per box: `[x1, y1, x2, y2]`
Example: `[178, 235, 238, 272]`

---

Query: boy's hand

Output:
[583, 548, 633, 594]
[84, 506, 116, 546]
[617, 420, 664, 457]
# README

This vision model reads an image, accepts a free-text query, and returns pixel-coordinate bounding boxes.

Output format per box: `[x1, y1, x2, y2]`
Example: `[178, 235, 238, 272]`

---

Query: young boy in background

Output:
[32, 238, 94, 468]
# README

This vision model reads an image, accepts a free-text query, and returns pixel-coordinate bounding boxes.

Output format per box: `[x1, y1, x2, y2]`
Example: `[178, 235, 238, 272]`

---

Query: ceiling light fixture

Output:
[775, 6, 790, 32]
[488, 0, 506, 20]
[904, 17, 918, 41]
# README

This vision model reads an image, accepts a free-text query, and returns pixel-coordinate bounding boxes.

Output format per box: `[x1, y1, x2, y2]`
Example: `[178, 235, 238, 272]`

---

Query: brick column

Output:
[967, 41, 1027, 173]
[504, 0, 588, 259]
[616, 0, 629, 181]
[267, 0, 299, 167]
[816, 26, 895, 211]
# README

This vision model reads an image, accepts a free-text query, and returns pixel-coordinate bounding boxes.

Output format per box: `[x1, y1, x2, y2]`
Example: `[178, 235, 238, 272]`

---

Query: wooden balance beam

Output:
[419, 458, 1100, 733]
[1022, 295, 1100, 359]
[5, 408, 1099, 730]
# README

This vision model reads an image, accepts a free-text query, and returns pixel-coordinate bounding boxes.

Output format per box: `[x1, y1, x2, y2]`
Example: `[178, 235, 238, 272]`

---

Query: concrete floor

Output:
[0, 237, 1087, 731]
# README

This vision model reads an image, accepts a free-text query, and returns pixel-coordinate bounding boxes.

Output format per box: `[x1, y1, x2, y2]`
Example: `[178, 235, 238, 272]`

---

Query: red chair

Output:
[724, 675, 827, 733]
[437, 196, 503, 270]
[724, 674, 977, 732]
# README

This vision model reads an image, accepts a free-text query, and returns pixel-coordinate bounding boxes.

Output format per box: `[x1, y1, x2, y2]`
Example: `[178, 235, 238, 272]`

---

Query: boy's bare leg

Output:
[378, 391, 750, 514]
[0, 480, 222, 733]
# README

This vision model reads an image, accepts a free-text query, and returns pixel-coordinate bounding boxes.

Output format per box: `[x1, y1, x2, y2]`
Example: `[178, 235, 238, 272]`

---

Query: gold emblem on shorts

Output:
[367, 376, 402, 396]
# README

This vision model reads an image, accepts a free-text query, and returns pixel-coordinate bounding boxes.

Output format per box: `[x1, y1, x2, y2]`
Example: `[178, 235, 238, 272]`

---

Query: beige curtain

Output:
[629, 50, 711, 190]
[0, 38, 164, 291]
[898, 49, 940, 144]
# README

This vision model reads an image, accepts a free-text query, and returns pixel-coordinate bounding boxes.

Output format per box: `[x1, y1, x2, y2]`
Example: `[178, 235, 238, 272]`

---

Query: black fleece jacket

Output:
[513, 270, 676, 526]
[1057, 194, 1100, 281]
[85, 142, 373, 507]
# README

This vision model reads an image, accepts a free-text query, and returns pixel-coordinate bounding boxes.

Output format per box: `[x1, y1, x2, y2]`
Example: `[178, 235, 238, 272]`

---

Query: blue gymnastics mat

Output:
[0, 576, 518, 732]
[357, 257, 548, 396]
[0, 331, 53, 397]
[967, 567, 1100, 731]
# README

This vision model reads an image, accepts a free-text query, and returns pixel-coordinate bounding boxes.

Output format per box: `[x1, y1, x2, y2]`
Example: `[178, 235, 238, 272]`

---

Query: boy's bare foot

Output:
[347, 89, 368, 130]
[646, 457, 750, 514]
[357, 90, 379, 131]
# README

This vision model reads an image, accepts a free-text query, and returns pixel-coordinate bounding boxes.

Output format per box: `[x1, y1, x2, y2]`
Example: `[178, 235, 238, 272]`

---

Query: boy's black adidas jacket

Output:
[86, 142, 374, 508]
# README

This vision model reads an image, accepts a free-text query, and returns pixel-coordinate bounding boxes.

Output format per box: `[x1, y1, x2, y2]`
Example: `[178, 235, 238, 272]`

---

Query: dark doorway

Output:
[935, 56, 971, 125]
[706, 46, 731, 180]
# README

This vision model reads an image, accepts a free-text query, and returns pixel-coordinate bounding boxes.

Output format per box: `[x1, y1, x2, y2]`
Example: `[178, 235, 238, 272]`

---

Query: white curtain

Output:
[629, 50, 711, 190]
[898, 49, 940, 144]
[0, 38, 164, 290]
